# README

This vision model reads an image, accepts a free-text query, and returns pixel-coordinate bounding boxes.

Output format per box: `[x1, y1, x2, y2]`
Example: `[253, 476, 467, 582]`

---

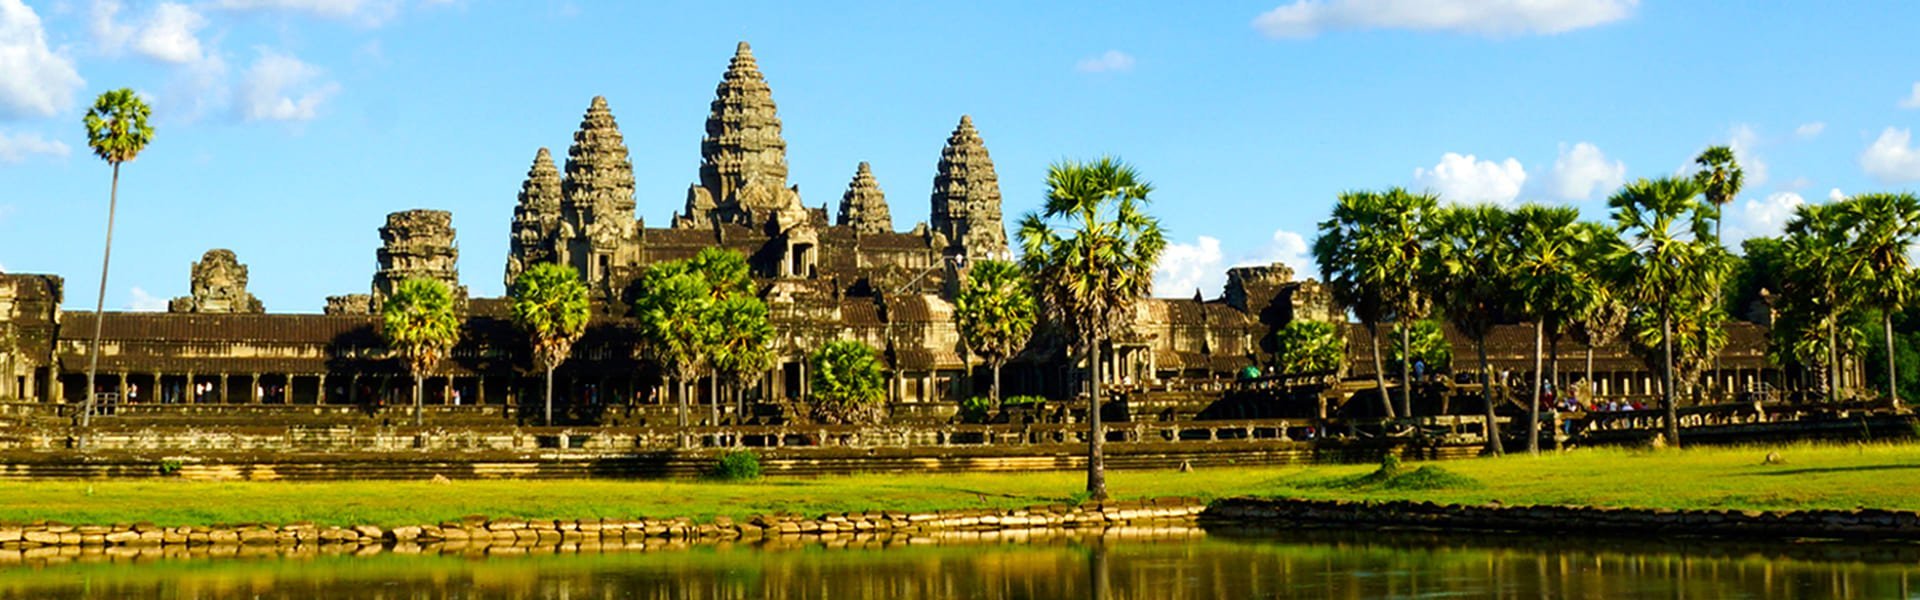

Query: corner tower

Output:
[560, 96, 637, 297]
[837, 162, 892, 234]
[680, 42, 807, 229]
[506, 147, 564, 289]
[929, 115, 1009, 259]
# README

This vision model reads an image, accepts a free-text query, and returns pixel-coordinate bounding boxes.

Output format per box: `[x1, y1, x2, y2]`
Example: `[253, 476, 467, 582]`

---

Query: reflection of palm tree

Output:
[1087, 541, 1110, 600]
[80, 89, 154, 428]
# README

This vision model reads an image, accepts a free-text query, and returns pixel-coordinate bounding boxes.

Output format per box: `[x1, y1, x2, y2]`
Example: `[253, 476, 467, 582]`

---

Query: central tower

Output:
[679, 42, 808, 229]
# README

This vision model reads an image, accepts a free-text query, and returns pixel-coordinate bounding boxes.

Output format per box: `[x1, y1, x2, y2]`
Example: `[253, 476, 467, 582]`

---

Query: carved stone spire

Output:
[682, 41, 804, 229]
[168, 249, 264, 314]
[561, 96, 636, 289]
[837, 162, 892, 234]
[929, 115, 1008, 258]
[506, 147, 563, 288]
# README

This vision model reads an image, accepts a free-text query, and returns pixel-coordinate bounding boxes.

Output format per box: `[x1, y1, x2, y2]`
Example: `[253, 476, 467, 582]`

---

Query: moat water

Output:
[2, 529, 1916, 599]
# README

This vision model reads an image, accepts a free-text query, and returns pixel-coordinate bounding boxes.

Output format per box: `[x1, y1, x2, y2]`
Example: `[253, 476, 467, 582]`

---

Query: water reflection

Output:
[2, 528, 1916, 599]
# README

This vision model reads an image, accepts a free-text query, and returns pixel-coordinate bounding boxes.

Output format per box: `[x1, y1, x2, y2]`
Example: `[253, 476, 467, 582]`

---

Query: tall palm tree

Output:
[79, 88, 154, 428]
[1570, 227, 1630, 406]
[380, 278, 462, 427]
[1609, 177, 1710, 447]
[710, 295, 774, 422]
[508, 263, 590, 425]
[632, 262, 716, 428]
[1380, 189, 1439, 418]
[686, 247, 754, 423]
[1018, 156, 1165, 502]
[1313, 190, 1405, 419]
[955, 259, 1038, 404]
[1841, 192, 1920, 410]
[1782, 203, 1858, 399]
[1425, 204, 1511, 455]
[1694, 145, 1743, 398]
[1508, 204, 1583, 454]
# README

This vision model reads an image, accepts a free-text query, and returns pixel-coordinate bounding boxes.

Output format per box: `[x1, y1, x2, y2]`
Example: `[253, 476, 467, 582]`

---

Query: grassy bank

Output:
[1, 442, 1915, 527]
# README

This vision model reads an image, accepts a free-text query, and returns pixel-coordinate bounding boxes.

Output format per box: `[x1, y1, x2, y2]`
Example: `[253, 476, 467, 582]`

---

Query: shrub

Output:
[156, 459, 183, 476]
[710, 450, 762, 481]
[959, 396, 995, 424]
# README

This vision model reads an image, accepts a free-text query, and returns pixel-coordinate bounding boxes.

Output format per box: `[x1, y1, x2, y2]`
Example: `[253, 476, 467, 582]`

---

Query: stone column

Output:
[443, 376, 453, 406]
[476, 375, 487, 406]
[249, 373, 261, 404]
[116, 372, 128, 405]
[318, 374, 331, 405]
[218, 373, 229, 403]
[184, 370, 195, 404]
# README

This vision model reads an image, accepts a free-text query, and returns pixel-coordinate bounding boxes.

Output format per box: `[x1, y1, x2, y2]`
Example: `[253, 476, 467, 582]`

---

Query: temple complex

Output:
[0, 42, 1777, 426]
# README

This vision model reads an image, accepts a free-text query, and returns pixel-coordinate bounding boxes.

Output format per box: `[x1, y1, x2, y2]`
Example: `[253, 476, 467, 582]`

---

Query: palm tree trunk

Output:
[1478, 339, 1503, 456]
[413, 371, 424, 427]
[543, 365, 555, 425]
[1399, 321, 1413, 418]
[1828, 319, 1841, 401]
[1549, 333, 1563, 452]
[1528, 321, 1543, 454]
[1662, 306, 1680, 448]
[1368, 323, 1395, 419]
[1086, 331, 1107, 501]
[711, 371, 720, 426]
[1584, 342, 1596, 404]
[677, 375, 688, 428]
[1886, 313, 1901, 410]
[992, 360, 1003, 405]
[81, 163, 122, 430]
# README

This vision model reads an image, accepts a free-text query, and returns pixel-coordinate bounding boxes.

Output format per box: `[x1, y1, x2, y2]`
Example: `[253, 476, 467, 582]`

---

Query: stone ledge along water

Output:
[1205, 497, 1920, 541]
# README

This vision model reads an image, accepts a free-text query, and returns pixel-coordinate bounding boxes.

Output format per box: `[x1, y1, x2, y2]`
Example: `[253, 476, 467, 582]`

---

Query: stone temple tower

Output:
[837, 162, 892, 234]
[560, 96, 638, 297]
[679, 42, 807, 230]
[505, 147, 564, 289]
[372, 209, 466, 304]
[929, 115, 1008, 260]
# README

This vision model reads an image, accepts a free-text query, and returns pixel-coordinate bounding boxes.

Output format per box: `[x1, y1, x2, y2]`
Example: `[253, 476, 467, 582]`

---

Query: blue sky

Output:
[3, 0, 1919, 312]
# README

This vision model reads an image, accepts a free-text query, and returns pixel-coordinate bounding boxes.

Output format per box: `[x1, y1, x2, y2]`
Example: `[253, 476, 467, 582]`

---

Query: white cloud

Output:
[1235, 228, 1315, 276]
[1725, 123, 1769, 188]
[0, 130, 70, 163]
[1829, 187, 1845, 202]
[1725, 191, 1804, 243]
[89, 1, 206, 63]
[1862, 128, 1920, 183]
[0, 0, 86, 118]
[1075, 50, 1135, 73]
[1900, 83, 1920, 109]
[236, 48, 339, 122]
[1254, 0, 1635, 38]
[212, 0, 399, 25]
[1547, 141, 1624, 201]
[1795, 122, 1826, 139]
[128, 287, 168, 311]
[1155, 235, 1224, 298]
[1414, 152, 1527, 206]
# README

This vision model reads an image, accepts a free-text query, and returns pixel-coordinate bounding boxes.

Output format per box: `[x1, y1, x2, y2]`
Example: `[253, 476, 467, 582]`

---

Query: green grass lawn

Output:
[1, 441, 1915, 527]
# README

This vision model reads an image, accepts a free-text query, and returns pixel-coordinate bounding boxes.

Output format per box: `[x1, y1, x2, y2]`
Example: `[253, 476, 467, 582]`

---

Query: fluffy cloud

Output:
[1075, 50, 1135, 73]
[92, 1, 209, 63]
[1725, 123, 1769, 187]
[1155, 235, 1224, 298]
[1254, 0, 1635, 38]
[128, 287, 168, 311]
[1235, 228, 1315, 276]
[212, 0, 400, 25]
[1901, 83, 1920, 110]
[1547, 141, 1624, 201]
[0, 0, 85, 118]
[1829, 187, 1845, 202]
[1725, 191, 1805, 243]
[1862, 128, 1920, 183]
[0, 130, 70, 163]
[1414, 152, 1526, 206]
[236, 49, 339, 121]
[1794, 122, 1825, 139]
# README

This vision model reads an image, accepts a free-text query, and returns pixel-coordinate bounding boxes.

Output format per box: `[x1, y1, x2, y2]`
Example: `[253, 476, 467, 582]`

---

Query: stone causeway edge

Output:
[1205, 497, 1920, 541]
[0, 497, 1207, 553]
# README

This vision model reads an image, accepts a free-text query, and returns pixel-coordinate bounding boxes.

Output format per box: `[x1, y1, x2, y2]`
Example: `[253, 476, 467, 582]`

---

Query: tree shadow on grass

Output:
[1747, 464, 1920, 477]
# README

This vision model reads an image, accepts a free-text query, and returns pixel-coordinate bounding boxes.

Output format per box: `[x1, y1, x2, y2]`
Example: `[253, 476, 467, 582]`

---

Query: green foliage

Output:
[1312, 187, 1438, 417]
[1692, 145, 1745, 224]
[509, 263, 591, 373]
[958, 396, 994, 424]
[633, 262, 717, 382]
[954, 259, 1038, 401]
[1003, 395, 1046, 407]
[1609, 177, 1721, 405]
[84, 88, 154, 165]
[1724, 237, 1787, 318]
[1271, 320, 1345, 376]
[1017, 157, 1166, 349]
[807, 340, 886, 424]
[380, 278, 462, 379]
[709, 451, 762, 481]
[1308, 453, 1481, 491]
[1389, 319, 1450, 373]
[156, 459, 182, 476]
[710, 296, 774, 390]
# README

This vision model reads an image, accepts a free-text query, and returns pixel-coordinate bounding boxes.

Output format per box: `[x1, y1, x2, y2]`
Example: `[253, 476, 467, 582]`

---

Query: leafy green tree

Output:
[1609, 177, 1713, 447]
[710, 295, 774, 421]
[1842, 192, 1920, 409]
[1017, 157, 1165, 501]
[1508, 204, 1584, 453]
[380, 278, 462, 426]
[1569, 221, 1629, 404]
[1313, 188, 1435, 419]
[633, 262, 717, 427]
[1389, 319, 1451, 375]
[79, 88, 154, 428]
[954, 259, 1038, 404]
[807, 339, 887, 424]
[509, 263, 590, 425]
[1271, 320, 1345, 377]
[1693, 145, 1745, 245]
[1425, 204, 1512, 455]
[1780, 203, 1862, 398]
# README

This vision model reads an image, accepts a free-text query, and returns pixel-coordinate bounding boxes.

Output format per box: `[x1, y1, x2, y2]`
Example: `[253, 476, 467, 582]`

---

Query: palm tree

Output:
[1842, 192, 1920, 410]
[686, 247, 755, 424]
[710, 295, 774, 422]
[1694, 145, 1743, 399]
[508, 263, 590, 425]
[1313, 190, 1423, 419]
[632, 262, 716, 428]
[1609, 177, 1711, 447]
[380, 278, 462, 427]
[1508, 204, 1584, 453]
[807, 339, 887, 424]
[1017, 156, 1165, 502]
[79, 88, 154, 428]
[1781, 202, 1864, 400]
[955, 259, 1038, 404]
[1380, 189, 1440, 418]
[1425, 204, 1511, 455]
